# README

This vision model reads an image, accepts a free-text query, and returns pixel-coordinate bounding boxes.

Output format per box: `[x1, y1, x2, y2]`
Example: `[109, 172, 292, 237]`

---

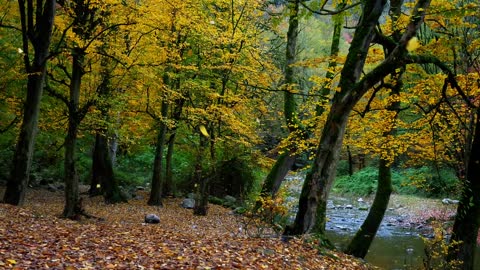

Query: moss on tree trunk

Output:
[345, 159, 393, 258]
[448, 110, 480, 270]
[148, 101, 169, 206]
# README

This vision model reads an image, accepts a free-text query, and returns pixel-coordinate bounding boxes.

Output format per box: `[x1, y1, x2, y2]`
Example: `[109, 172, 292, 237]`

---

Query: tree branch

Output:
[300, 0, 361, 16]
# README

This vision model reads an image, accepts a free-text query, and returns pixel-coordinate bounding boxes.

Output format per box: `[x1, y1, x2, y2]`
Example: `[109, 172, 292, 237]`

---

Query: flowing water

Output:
[284, 175, 480, 269]
[324, 198, 480, 269]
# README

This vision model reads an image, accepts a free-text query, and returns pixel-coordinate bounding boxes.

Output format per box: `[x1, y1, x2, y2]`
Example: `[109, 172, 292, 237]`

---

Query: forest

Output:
[0, 0, 479, 269]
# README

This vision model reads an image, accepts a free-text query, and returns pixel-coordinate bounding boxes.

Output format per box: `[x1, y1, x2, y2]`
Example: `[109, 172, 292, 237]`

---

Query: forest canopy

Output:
[1, 0, 479, 269]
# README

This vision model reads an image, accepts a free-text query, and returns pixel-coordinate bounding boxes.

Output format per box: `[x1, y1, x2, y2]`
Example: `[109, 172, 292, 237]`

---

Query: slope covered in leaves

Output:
[0, 188, 374, 269]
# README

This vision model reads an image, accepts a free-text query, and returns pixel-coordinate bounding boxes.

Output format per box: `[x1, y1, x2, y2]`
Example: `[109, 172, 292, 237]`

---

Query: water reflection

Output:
[326, 224, 480, 269]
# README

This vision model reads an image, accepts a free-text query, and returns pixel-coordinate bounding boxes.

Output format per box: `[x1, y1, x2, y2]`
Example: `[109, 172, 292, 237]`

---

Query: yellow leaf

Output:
[199, 125, 209, 137]
[6, 259, 17, 265]
[406, 37, 420, 52]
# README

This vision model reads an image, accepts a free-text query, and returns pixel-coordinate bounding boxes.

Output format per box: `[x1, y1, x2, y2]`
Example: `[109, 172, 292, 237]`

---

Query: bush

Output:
[209, 156, 260, 200]
[400, 166, 460, 198]
[333, 165, 460, 198]
[115, 149, 154, 187]
[334, 166, 380, 196]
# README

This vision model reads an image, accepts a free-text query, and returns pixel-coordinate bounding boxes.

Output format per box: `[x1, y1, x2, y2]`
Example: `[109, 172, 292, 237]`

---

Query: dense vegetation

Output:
[1, 0, 479, 269]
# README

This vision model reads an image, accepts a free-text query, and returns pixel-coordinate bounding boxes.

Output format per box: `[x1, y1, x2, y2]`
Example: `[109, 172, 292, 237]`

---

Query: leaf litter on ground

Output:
[0, 188, 375, 269]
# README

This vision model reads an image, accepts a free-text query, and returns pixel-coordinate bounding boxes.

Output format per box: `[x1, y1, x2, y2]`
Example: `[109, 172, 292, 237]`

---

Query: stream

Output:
[284, 175, 480, 269]
[325, 196, 430, 269]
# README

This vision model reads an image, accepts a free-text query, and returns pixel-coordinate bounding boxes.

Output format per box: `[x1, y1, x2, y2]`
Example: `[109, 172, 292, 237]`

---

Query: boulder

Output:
[181, 198, 195, 209]
[223, 195, 237, 206]
[47, 184, 57, 192]
[441, 198, 459, 205]
[144, 214, 160, 224]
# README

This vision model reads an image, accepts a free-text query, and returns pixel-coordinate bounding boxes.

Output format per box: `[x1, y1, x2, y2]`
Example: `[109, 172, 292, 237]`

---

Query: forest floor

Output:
[0, 187, 375, 270]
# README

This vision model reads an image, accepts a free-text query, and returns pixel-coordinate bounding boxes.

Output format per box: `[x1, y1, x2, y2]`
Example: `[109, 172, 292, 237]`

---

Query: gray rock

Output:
[145, 214, 160, 224]
[345, 204, 353, 209]
[134, 195, 144, 200]
[119, 187, 133, 200]
[181, 198, 195, 209]
[56, 183, 65, 190]
[47, 184, 57, 192]
[224, 195, 237, 204]
[442, 198, 459, 205]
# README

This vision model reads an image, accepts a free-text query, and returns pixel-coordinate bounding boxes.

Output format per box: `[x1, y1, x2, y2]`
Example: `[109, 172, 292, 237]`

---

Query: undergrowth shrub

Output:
[422, 221, 462, 269]
[236, 194, 289, 238]
[333, 165, 460, 198]
[402, 166, 460, 198]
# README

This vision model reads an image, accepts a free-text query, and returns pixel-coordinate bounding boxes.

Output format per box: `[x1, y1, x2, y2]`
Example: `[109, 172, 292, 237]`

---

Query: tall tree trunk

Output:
[63, 118, 80, 218]
[163, 132, 176, 197]
[284, 0, 430, 240]
[62, 50, 83, 218]
[346, 0, 404, 251]
[259, 0, 300, 198]
[260, 151, 296, 198]
[285, 0, 391, 236]
[347, 145, 354, 176]
[260, 0, 345, 200]
[448, 109, 480, 270]
[345, 158, 393, 258]
[3, 0, 55, 205]
[148, 101, 168, 206]
[194, 135, 209, 216]
[285, 101, 353, 235]
[92, 133, 126, 203]
[4, 74, 45, 205]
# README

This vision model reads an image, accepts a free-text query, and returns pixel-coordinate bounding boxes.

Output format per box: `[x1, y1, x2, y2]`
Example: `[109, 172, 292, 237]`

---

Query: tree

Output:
[286, 0, 432, 236]
[260, 0, 349, 199]
[2, 0, 56, 205]
[259, 0, 300, 199]
[48, 0, 132, 217]
[344, 0, 405, 258]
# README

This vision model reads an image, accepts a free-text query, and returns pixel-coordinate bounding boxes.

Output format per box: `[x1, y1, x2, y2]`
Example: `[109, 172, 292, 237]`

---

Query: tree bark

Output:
[63, 116, 80, 218]
[345, 0, 404, 255]
[260, 151, 296, 198]
[62, 50, 84, 218]
[259, 0, 300, 199]
[448, 109, 480, 270]
[285, 0, 390, 236]
[148, 101, 169, 206]
[163, 132, 176, 197]
[193, 135, 209, 216]
[92, 133, 126, 203]
[345, 158, 393, 258]
[193, 164, 209, 216]
[285, 100, 353, 235]
[3, 0, 55, 206]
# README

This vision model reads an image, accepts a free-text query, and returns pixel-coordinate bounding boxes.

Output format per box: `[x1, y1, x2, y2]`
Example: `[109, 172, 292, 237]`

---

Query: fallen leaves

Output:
[0, 188, 374, 269]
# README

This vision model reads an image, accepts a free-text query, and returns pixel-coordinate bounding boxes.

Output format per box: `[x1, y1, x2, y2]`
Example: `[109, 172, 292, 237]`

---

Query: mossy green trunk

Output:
[448, 110, 480, 270]
[148, 101, 169, 206]
[260, 151, 296, 198]
[163, 133, 176, 197]
[345, 159, 393, 258]
[285, 0, 389, 236]
[260, 0, 299, 199]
